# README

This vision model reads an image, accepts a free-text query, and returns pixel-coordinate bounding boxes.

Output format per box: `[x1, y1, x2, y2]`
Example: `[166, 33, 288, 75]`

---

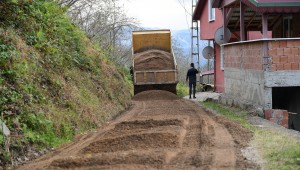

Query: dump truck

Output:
[132, 30, 178, 95]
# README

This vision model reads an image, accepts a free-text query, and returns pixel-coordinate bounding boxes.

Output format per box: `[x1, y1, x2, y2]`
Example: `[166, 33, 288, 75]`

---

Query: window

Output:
[208, 0, 215, 21]
[283, 16, 293, 38]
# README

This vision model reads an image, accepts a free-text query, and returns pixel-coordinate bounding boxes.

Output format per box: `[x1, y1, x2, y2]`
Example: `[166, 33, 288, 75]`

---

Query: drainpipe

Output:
[208, 40, 211, 84]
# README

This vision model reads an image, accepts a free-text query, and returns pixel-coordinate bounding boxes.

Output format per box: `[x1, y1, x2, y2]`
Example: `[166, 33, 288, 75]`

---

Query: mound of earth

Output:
[134, 50, 174, 71]
[19, 90, 260, 170]
[132, 90, 180, 101]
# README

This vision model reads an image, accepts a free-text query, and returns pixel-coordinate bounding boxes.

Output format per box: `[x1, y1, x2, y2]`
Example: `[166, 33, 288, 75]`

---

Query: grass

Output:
[201, 101, 300, 170]
[176, 82, 189, 97]
[0, 0, 133, 166]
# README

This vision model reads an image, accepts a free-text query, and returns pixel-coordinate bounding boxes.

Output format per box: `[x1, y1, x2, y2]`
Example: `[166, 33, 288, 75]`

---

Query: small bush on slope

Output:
[176, 82, 189, 97]
[0, 0, 132, 165]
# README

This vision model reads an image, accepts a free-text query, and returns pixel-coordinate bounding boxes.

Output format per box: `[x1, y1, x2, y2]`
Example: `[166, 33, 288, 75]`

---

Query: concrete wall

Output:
[265, 70, 300, 87]
[223, 41, 265, 107]
[224, 68, 264, 106]
[223, 39, 300, 109]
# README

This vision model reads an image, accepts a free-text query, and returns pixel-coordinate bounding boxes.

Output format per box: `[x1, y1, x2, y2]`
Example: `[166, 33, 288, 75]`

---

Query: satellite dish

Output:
[214, 26, 231, 45]
[202, 46, 214, 59]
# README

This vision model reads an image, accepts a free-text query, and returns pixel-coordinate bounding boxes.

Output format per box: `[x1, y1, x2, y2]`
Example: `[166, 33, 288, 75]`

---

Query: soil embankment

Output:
[19, 90, 259, 169]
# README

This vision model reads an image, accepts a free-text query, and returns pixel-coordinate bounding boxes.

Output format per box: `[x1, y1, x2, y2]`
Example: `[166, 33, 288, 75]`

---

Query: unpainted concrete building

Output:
[193, 0, 300, 130]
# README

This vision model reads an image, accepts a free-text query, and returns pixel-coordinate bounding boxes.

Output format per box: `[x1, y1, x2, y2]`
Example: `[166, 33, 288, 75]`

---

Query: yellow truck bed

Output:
[132, 30, 178, 94]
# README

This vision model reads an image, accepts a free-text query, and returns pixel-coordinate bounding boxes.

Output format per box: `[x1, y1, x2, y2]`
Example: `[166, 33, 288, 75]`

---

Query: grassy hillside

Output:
[0, 0, 132, 165]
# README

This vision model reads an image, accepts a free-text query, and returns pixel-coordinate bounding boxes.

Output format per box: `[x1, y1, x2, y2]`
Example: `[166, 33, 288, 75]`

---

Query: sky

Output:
[122, 0, 192, 30]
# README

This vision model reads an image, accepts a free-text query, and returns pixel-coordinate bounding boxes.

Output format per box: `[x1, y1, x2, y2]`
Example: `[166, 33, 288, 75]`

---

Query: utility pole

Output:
[191, 0, 200, 71]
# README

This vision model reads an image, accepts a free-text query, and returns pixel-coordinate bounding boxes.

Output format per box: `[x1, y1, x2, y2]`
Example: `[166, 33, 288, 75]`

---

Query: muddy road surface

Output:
[19, 90, 259, 170]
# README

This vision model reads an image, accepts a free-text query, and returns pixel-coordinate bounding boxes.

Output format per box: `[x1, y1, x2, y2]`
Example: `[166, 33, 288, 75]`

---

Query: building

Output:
[193, 0, 224, 92]
[193, 0, 300, 130]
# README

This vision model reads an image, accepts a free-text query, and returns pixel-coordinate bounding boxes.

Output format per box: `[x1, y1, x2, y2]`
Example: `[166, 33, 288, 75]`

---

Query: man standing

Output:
[186, 63, 199, 99]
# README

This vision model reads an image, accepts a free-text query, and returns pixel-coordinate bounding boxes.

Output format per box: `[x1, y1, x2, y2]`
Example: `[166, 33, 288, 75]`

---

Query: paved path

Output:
[183, 91, 221, 102]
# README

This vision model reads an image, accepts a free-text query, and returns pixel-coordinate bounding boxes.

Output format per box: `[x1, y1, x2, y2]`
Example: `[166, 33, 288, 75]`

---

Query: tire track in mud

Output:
[19, 90, 259, 170]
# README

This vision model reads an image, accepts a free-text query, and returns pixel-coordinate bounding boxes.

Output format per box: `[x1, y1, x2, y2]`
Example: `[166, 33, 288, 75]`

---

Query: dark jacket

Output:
[186, 68, 199, 83]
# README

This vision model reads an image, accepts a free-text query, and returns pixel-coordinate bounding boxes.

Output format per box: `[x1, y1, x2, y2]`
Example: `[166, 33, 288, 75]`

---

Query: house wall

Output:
[199, 1, 223, 40]
[269, 40, 300, 71]
[224, 41, 264, 70]
[248, 31, 272, 40]
[223, 41, 265, 107]
[264, 39, 300, 110]
[214, 44, 224, 92]
[197, 1, 224, 92]
[223, 39, 300, 109]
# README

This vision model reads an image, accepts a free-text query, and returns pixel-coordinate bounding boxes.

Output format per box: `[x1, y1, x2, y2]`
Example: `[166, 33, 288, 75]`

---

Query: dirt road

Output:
[19, 90, 259, 169]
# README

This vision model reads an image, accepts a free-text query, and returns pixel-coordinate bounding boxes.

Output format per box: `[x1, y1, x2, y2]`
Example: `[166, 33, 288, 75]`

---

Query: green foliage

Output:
[176, 82, 189, 97]
[21, 112, 73, 148]
[0, 44, 19, 63]
[0, 0, 132, 166]
[0, 43, 20, 83]
[201, 102, 252, 130]
[120, 67, 133, 85]
[201, 101, 300, 170]
[1, 0, 88, 70]
[255, 130, 300, 170]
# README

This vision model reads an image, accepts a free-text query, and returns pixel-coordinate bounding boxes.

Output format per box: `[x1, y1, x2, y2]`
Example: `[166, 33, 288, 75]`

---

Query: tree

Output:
[62, 0, 139, 66]
[55, 0, 80, 7]
[172, 36, 190, 83]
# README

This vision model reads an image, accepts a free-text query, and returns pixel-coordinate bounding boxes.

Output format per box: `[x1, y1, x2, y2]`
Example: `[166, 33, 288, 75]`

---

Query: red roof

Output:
[242, 0, 300, 13]
[210, 0, 300, 13]
[254, 0, 300, 3]
[192, 0, 206, 21]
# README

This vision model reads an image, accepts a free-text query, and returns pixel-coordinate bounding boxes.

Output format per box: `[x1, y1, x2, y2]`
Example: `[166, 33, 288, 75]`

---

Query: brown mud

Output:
[134, 50, 174, 71]
[19, 90, 259, 170]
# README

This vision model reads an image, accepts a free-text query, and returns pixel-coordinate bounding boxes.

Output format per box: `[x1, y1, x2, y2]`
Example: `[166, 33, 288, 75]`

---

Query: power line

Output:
[176, 0, 191, 32]
[182, 0, 191, 31]
[177, 0, 192, 16]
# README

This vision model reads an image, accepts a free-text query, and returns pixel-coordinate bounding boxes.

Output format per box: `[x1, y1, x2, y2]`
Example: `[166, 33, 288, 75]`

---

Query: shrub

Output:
[176, 82, 189, 97]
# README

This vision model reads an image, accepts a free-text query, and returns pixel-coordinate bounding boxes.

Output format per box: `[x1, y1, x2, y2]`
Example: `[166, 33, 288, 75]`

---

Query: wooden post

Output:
[223, 8, 227, 43]
[207, 40, 211, 84]
[240, 1, 245, 41]
[262, 13, 268, 39]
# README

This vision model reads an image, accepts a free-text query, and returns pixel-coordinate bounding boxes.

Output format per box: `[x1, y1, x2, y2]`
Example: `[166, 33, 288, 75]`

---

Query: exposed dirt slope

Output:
[19, 90, 259, 169]
[0, 1, 132, 165]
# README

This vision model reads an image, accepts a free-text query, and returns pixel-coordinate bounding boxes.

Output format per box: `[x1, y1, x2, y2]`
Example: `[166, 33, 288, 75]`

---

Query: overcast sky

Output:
[122, 0, 192, 30]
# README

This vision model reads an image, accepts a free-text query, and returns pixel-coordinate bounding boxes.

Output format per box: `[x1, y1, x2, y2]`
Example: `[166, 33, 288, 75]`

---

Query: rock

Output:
[256, 108, 264, 117]
[17, 158, 22, 162]
[39, 150, 44, 155]
[24, 156, 29, 161]
[33, 152, 39, 157]
[0, 119, 10, 136]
